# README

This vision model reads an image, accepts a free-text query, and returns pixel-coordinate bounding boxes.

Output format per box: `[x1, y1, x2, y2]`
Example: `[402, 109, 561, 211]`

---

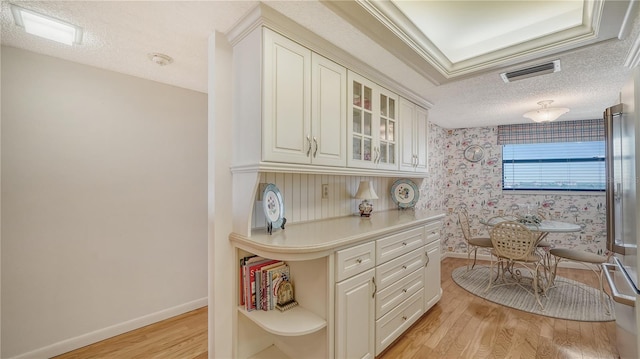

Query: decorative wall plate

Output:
[391, 179, 419, 208]
[464, 144, 485, 162]
[262, 183, 285, 233]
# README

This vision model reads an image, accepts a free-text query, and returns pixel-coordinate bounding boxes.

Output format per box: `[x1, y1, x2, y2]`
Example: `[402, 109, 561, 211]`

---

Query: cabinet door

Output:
[336, 268, 375, 359]
[423, 239, 441, 312]
[414, 105, 429, 173]
[399, 98, 416, 172]
[347, 71, 377, 169]
[311, 53, 347, 167]
[399, 98, 429, 173]
[376, 87, 399, 171]
[263, 29, 312, 164]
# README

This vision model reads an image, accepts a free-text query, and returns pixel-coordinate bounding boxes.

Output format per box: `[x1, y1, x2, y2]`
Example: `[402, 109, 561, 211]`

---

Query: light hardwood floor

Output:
[55, 257, 618, 359]
[53, 307, 207, 359]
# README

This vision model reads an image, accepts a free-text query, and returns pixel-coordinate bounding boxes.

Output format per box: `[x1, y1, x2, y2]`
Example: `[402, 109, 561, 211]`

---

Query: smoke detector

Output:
[148, 53, 173, 66]
[500, 60, 561, 83]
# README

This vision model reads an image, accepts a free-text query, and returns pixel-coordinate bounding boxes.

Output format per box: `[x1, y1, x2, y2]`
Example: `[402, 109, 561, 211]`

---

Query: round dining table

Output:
[480, 216, 582, 290]
[481, 216, 581, 242]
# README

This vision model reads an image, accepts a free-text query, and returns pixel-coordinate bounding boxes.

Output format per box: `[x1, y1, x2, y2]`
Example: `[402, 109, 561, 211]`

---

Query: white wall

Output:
[1, 46, 208, 358]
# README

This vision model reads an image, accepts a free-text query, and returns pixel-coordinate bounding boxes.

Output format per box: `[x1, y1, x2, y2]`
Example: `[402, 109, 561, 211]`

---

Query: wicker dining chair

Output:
[486, 221, 545, 310]
[458, 208, 493, 271]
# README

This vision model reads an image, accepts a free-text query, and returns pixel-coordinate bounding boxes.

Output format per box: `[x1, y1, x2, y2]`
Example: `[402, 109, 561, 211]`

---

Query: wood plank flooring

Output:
[52, 307, 207, 359]
[378, 257, 618, 359]
[54, 257, 618, 359]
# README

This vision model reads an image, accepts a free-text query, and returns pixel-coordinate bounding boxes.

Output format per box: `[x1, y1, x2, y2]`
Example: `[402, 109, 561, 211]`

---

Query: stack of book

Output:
[239, 255, 290, 311]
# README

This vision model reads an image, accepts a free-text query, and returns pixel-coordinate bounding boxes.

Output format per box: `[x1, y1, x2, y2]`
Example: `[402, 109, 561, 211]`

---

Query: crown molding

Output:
[225, 2, 434, 110]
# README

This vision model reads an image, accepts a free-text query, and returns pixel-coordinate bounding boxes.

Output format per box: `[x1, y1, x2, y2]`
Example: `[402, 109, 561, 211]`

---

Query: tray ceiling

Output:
[1, 0, 639, 128]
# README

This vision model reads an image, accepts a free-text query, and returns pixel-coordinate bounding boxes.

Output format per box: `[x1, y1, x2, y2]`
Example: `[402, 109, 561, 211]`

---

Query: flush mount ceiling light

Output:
[523, 100, 570, 123]
[148, 53, 174, 66]
[10, 4, 83, 46]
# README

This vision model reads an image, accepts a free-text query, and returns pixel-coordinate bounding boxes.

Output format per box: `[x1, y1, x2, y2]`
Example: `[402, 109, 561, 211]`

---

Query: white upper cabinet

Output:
[311, 53, 347, 167]
[231, 23, 427, 177]
[348, 71, 399, 171]
[262, 29, 308, 164]
[262, 29, 346, 167]
[399, 98, 429, 173]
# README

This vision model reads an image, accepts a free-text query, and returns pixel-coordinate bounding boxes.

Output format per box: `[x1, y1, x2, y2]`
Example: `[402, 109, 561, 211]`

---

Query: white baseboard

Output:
[442, 252, 596, 270]
[10, 297, 208, 359]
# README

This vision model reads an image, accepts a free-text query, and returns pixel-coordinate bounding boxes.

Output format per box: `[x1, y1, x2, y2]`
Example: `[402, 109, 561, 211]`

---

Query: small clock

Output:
[464, 145, 484, 162]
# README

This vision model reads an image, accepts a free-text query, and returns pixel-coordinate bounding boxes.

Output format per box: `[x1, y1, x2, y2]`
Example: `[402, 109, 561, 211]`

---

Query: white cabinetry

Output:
[373, 227, 426, 355]
[335, 268, 376, 359]
[348, 71, 399, 171]
[423, 221, 442, 312]
[311, 53, 347, 166]
[399, 97, 429, 173]
[335, 241, 376, 358]
[263, 29, 346, 167]
[230, 210, 444, 359]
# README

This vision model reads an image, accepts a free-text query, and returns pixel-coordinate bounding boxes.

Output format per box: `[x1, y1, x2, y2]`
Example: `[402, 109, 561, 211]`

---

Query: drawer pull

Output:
[402, 265, 407, 270]
[372, 276, 377, 299]
[402, 315, 407, 321]
[402, 288, 407, 293]
[425, 252, 430, 267]
[402, 242, 407, 246]
[356, 258, 362, 264]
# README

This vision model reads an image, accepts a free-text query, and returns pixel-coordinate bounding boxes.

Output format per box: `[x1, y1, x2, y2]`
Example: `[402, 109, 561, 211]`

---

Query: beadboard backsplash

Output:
[251, 173, 405, 229]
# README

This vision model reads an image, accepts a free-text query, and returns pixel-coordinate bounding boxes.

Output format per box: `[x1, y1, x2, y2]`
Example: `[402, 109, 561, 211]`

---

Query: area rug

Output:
[452, 266, 615, 322]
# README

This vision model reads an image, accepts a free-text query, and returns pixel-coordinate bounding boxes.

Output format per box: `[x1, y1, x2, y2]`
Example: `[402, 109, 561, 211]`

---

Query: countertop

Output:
[229, 209, 445, 260]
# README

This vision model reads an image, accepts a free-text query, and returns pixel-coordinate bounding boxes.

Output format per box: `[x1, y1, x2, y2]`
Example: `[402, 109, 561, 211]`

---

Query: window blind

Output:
[502, 142, 606, 191]
[497, 119, 604, 145]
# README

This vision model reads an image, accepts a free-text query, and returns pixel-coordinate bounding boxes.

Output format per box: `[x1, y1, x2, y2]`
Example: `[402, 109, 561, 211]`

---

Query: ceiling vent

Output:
[500, 60, 561, 83]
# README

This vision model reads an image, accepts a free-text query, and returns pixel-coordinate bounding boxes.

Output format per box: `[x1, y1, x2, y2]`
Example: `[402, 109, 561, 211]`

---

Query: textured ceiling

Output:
[0, 0, 258, 93]
[1, 0, 639, 129]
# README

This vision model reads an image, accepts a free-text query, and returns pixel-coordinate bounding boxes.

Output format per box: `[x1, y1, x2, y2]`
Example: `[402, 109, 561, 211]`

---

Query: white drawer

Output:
[375, 247, 425, 291]
[425, 221, 441, 244]
[335, 241, 376, 282]
[375, 289, 424, 355]
[376, 268, 423, 319]
[376, 227, 424, 264]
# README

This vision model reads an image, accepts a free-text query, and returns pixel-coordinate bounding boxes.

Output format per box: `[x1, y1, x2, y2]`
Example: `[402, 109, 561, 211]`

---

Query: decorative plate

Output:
[391, 179, 419, 208]
[464, 144, 485, 162]
[262, 183, 285, 230]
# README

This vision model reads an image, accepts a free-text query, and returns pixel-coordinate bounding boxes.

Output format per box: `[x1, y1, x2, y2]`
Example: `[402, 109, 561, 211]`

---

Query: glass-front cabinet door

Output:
[377, 90, 398, 170]
[350, 76, 374, 167]
[347, 71, 399, 170]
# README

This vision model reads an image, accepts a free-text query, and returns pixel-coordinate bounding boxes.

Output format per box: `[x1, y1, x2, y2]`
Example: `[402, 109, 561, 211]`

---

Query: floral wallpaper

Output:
[416, 124, 607, 257]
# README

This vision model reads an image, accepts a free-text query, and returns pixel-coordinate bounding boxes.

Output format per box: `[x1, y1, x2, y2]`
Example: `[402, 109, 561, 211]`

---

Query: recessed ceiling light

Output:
[10, 4, 83, 46]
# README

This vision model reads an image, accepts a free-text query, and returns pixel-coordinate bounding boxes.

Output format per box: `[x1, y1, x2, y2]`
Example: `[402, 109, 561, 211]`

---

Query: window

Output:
[502, 141, 605, 191]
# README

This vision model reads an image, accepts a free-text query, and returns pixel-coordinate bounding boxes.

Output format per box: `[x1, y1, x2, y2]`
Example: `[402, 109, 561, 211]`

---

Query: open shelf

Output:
[238, 305, 326, 336]
[248, 345, 290, 359]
